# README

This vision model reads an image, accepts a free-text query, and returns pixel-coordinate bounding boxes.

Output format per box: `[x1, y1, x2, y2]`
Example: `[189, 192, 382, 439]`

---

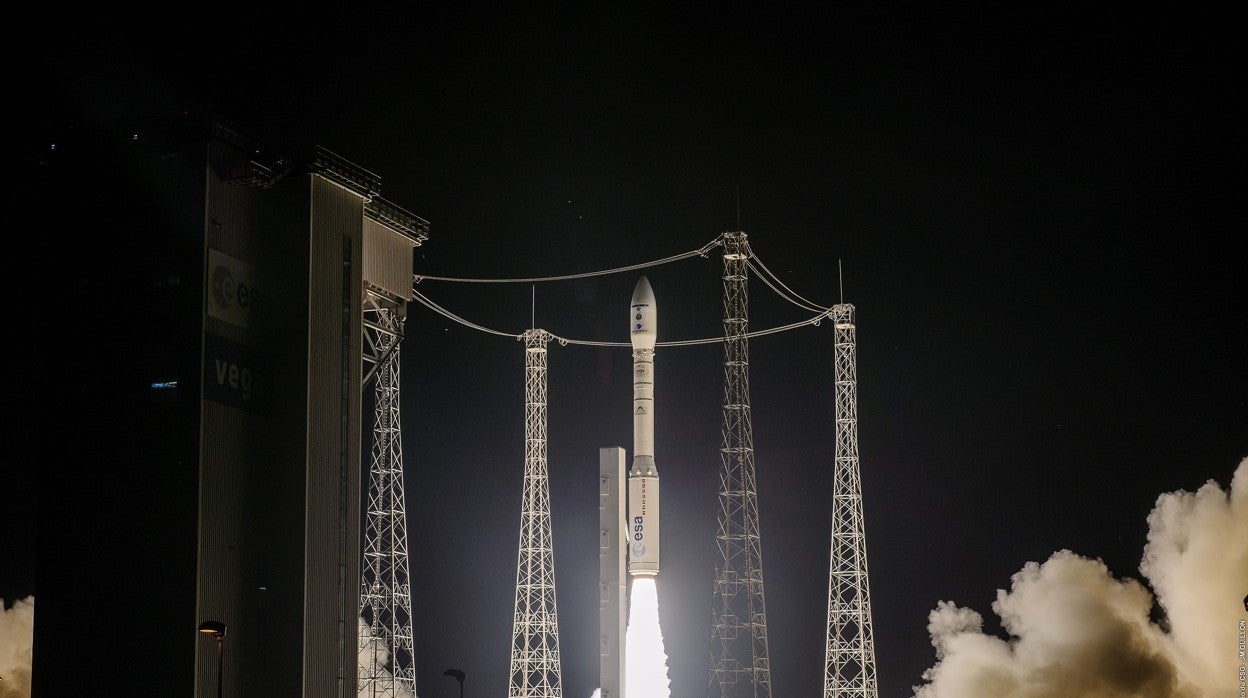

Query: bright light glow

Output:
[626, 577, 671, 697]
[357, 617, 415, 698]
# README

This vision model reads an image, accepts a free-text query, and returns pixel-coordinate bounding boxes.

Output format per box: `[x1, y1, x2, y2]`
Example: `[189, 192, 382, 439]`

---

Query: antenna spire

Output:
[735, 186, 741, 229]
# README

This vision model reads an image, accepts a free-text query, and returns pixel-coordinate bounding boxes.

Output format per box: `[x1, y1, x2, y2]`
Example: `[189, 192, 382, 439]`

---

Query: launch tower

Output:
[822, 303, 879, 697]
[509, 328, 565, 697]
[359, 274, 421, 696]
[708, 231, 773, 697]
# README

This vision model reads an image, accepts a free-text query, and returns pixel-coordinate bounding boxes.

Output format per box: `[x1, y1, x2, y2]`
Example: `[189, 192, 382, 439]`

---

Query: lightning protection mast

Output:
[709, 231, 773, 698]
[509, 328, 564, 697]
[823, 303, 879, 697]
[359, 293, 417, 697]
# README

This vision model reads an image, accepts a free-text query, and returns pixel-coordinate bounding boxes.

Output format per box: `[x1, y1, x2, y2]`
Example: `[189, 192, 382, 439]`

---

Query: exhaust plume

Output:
[914, 457, 1248, 698]
[0, 596, 33, 698]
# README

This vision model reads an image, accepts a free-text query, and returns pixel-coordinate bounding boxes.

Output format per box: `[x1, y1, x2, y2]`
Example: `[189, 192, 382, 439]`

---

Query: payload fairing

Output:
[628, 276, 660, 577]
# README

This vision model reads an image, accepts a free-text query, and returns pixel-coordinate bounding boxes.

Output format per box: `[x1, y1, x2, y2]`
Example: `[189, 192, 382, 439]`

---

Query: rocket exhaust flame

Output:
[626, 577, 672, 697]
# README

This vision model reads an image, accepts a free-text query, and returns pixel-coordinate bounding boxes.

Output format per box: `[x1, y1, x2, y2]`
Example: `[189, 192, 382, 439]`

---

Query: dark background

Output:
[6, 5, 1245, 697]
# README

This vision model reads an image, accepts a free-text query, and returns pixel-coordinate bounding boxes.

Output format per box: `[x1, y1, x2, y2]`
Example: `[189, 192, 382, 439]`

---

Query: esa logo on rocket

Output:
[632, 539, 647, 558]
[631, 478, 651, 558]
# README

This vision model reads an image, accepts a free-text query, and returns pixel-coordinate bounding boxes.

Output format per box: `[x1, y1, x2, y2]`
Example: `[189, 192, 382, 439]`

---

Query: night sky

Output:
[7, 6, 1247, 697]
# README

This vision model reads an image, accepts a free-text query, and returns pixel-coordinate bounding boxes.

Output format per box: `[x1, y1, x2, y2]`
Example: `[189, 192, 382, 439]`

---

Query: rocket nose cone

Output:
[630, 275, 657, 348]
[632, 276, 655, 305]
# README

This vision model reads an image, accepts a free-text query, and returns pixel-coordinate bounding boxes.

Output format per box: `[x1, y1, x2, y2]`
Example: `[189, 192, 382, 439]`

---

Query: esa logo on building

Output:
[211, 265, 262, 314]
[207, 249, 264, 329]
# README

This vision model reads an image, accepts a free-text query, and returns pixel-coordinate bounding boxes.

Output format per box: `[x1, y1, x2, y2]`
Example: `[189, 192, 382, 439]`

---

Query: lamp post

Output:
[197, 620, 226, 698]
[442, 668, 465, 698]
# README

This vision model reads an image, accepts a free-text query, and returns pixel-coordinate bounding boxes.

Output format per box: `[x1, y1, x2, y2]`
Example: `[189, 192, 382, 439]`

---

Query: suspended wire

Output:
[410, 289, 520, 339]
[412, 287, 834, 348]
[746, 254, 828, 313]
[413, 236, 723, 284]
[548, 310, 834, 348]
[407, 234, 839, 348]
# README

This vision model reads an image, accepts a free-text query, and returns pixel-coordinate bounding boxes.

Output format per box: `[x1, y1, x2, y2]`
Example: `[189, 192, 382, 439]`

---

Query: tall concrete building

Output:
[30, 105, 426, 696]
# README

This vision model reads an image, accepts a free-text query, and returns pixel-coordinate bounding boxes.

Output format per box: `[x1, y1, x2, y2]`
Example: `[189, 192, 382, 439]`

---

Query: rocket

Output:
[628, 276, 660, 577]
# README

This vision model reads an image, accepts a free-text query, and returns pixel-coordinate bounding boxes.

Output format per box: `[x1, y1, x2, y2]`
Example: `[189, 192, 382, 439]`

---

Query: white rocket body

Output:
[628, 276, 660, 577]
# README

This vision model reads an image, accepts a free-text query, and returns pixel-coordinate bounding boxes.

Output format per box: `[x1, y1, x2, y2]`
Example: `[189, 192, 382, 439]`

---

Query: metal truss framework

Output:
[709, 231, 773, 698]
[359, 292, 417, 698]
[509, 328, 564, 698]
[823, 303, 879, 698]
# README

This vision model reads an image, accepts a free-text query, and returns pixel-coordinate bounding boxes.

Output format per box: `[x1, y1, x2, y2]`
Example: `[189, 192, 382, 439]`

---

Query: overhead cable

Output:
[408, 234, 838, 347]
[413, 236, 723, 284]
[746, 256, 827, 313]
[412, 286, 834, 348]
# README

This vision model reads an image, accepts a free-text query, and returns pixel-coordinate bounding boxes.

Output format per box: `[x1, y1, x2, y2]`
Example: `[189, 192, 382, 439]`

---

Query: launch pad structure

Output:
[357, 230, 878, 697]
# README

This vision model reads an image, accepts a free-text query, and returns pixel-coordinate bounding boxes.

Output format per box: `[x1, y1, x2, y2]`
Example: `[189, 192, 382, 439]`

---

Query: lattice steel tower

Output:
[509, 328, 564, 697]
[822, 303, 878, 697]
[359, 293, 417, 697]
[709, 231, 773, 698]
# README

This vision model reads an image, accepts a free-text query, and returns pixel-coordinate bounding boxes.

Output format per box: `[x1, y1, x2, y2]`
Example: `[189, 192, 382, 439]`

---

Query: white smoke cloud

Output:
[1141, 459, 1248, 691]
[0, 596, 33, 698]
[913, 457, 1248, 698]
[358, 616, 417, 698]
